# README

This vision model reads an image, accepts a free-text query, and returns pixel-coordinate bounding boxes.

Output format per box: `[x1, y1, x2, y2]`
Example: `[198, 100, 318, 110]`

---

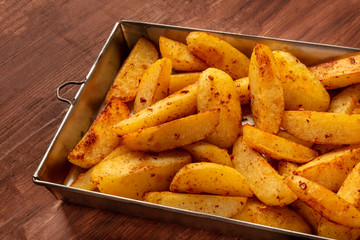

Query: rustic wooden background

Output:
[1, 0, 360, 239]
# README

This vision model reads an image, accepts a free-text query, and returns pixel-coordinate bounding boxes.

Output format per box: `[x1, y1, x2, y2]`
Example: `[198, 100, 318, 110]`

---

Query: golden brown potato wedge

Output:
[91, 150, 191, 200]
[232, 137, 297, 206]
[286, 174, 360, 228]
[122, 109, 220, 152]
[249, 43, 284, 134]
[290, 200, 322, 234]
[170, 162, 253, 197]
[328, 83, 360, 113]
[143, 191, 247, 218]
[159, 36, 208, 72]
[294, 146, 360, 192]
[133, 57, 172, 113]
[181, 141, 233, 167]
[68, 97, 130, 168]
[337, 161, 360, 209]
[232, 198, 312, 234]
[169, 72, 200, 94]
[309, 54, 360, 89]
[105, 37, 158, 103]
[317, 217, 360, 240]
[273, 50, 330, 111]
[282, 110, 360, 144]
[113, 82, 198, 136]
[234, 77, 251, 105]
[186, 31, 249, 79]
[243, 125, 318, 163]
[197, 68, 242, 148]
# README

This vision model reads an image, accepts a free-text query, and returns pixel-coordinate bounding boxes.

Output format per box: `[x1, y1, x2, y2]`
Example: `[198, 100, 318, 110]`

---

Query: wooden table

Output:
[1, 1, 360, 239]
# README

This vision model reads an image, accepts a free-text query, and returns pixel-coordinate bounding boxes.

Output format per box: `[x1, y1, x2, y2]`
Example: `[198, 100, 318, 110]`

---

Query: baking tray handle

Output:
[57, 80, 86, 105]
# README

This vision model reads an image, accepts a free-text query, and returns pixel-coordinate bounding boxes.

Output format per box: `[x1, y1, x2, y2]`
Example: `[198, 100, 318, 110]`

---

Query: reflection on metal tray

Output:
[33, 20, 359, 240]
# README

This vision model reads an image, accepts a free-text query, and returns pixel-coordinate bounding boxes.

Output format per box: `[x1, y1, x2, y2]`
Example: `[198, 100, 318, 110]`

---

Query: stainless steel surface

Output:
[34, 20, 359, 240]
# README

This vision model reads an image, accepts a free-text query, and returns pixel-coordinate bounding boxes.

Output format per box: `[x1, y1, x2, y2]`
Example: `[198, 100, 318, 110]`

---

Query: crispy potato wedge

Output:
[197, 68, 242, 148]
[143, 191, 247, 218]
[113, 83, 198, 136]
[249, 43, 284, 134]
[133, 58, 172, 113]
[169, 72, 200, 94]
[243, 125, 318, 163]
[122, 109, 220, 152]
[170, 162, 253, 197]
[277, 161, 300, 177]
[328, 83, 360, 113]
[290, 200, 322, 234]
[232, 198, 312, 234]
[232, 137, 297, 206]
[91, 150, 191, 200]
[309, 54, 360, 89]
[181, 141, 233, 167]
[286, 174, 360, 228]
[234, 77, 251, 105]
[277, 130, 314, 148]
[68, 97, 130, 168]
[105, 37, 158, 103]
[294, 146, 360, 192]
[337, 161, 360, 209]
[317, 217, 360, 240]
[159, 36, 207, 72]
[282, 110, 360, 144]
[273, 50, 330, 111]
[186, 31, 249, 79]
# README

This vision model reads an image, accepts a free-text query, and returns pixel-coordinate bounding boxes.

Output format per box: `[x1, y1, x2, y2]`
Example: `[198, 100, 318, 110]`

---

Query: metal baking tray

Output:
[33, 20, 360, 240]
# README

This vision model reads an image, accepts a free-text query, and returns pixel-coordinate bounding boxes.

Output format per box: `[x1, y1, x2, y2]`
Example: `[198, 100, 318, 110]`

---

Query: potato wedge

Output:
[234, 77, 250, 105]
[68, 97, 130, 168]
[105, 37, 158, 103]
[91, 150, 191, 200]
[232, 137, 297, 206]
[181, 141, 233, 167]
[169, 72, 201, 94]
[70, 167, 97, 191]
[294, 146, 360, 192]
[309, 54, 360, 89]
[143, 191, 247, 218]
[328, 83, 360, 113]
[243, 125, 318, 163]
[133, 58, 172, 113]
[170, 162, 253, 197]
[337, 161, 360, 209]
[285, 174, 360, 228]
[197, 68, 242, 148]
[282, 110, 360, 144]
[273, 50, 330, 111]
[317, 217, 360, 240]
[186, 31, 249, 79]
[290, 200, 322, 234]
[122, 109, 220, 152]
[159, 36, 207, 72]
[113, 82, 198, 136]
[232, 198, 311, 234]
[249, 43, 284, 134]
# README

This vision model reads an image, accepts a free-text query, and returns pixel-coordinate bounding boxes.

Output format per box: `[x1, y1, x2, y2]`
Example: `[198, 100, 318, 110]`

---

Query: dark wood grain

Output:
[1, 0, 360, 239]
